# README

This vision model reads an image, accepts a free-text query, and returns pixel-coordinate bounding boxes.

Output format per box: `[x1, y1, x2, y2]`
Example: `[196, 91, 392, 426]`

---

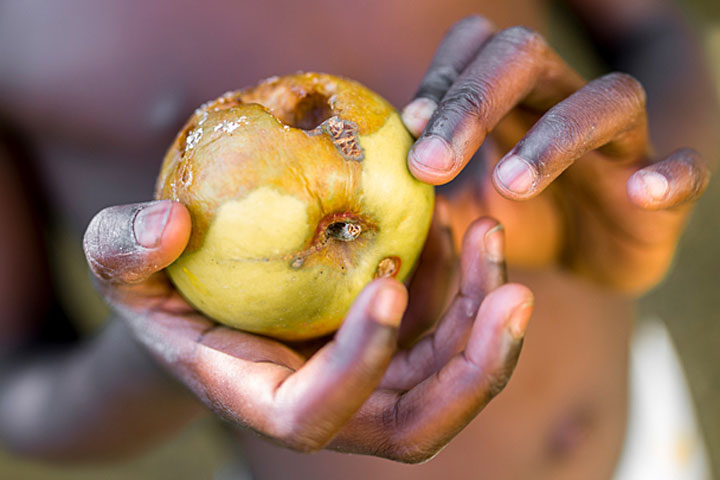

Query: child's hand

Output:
[403, 16, 710, 294]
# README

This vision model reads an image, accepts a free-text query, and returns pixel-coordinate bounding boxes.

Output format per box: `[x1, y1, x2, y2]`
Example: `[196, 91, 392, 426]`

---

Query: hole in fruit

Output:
[327, 222, 362, 242]
[288, 92, 335, 130]
[375, 256, 400, 278]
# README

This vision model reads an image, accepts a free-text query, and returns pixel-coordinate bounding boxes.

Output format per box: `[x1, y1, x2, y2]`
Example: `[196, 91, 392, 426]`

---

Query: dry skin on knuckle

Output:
[605, 72, 647, 108]
[434, 77, 494, 134]
[593, 73, 647, 129]
[531, 116, 598, 177]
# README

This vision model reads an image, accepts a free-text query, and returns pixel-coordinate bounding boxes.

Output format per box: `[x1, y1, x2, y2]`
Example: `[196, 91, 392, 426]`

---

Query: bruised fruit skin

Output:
[155, 73, 434, 341]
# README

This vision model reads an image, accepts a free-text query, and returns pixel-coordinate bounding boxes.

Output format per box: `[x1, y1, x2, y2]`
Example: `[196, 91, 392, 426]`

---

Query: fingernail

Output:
[508, 300, 533, 340]
[410, 136, 456, 173]
[483, 224, 504, 263]
[637, 171, 669, 201]
[495, 155, 537, 195]
[371, 283, 407, 327]
[133, 201, 172, 248]
[402, 97, 437, 137]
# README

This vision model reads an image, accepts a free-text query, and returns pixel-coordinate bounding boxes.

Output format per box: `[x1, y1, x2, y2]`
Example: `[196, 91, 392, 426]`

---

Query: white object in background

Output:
[614, 319, 711, 480]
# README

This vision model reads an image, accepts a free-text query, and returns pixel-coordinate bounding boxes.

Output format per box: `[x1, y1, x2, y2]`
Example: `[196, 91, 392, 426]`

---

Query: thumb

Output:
[83, 200, 191, 284]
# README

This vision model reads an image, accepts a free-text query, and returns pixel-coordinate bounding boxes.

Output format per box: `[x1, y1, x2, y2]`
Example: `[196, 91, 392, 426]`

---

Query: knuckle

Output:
[375, 402, 436, 463]
[495, 26, 546, 54]
[539, 110, 589, 155]
[441, 76, 494, 122]
[604, 72, 647, 107]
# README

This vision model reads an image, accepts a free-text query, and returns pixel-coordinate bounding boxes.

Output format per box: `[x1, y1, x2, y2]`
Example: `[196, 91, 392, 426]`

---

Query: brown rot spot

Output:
[178, 161, 193, 187]
[375, 256, 401, 278]
[285, 213, 375, 271]
[320, 116, 364, 161]
[327, 221, 362, 242]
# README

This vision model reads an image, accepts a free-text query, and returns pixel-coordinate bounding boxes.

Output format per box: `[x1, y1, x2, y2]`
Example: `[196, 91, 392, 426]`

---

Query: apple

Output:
[155, 73, 434, 341]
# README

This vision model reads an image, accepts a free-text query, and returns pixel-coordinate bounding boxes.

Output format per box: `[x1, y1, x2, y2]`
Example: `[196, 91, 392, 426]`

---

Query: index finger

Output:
[408, 26, 584, 185]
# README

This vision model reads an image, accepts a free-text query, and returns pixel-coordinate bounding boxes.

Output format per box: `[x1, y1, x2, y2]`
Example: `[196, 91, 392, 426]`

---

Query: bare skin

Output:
[0, 0, 718, 478]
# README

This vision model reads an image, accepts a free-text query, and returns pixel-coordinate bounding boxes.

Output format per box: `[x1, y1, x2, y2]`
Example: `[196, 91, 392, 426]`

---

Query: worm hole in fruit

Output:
[265, 91, 335, 131]
[375, 256, 400, 278]
[327, 222, 362, 242]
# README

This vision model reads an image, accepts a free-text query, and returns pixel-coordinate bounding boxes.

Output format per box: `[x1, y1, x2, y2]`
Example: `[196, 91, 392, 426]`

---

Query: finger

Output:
[398, 197, 456, 347]
[408, 26, 584, 185]
[402, 16, 495, 137]
[627, 148, 710, 210]
[383, 217, 506, 389]
[268, 278, 406, 450]
[332, 283, 533, 462]
[493, 73, 649, 199]
[83, 200, 191, 284]
[190, 278, 408, 451]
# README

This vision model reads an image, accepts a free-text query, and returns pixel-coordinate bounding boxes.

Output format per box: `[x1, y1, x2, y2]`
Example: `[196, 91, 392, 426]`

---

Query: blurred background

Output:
[628, 0, 720, 475]
[0, 0, 718, 478]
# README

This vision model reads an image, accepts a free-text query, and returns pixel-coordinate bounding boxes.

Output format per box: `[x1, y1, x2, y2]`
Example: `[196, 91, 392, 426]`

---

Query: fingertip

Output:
[487, 283, 533, 308]
[133, 200, 191, 268]
[160, 202, 192, 259]
[627, 170, 670, 209]
[480, 282, 534, 334]
[492, 155, 538, 200]
[465, 282, 532, 372]
[501, 284, 534, 339]
[462, 217, 505, 263]
[368, 278, 408, 327]
[401, 97, 437, 138]
[456, 217, 506, 299]
[628, 148, 712, 210]
[84, 200, 192, 284]
[408, 136, 458, 185]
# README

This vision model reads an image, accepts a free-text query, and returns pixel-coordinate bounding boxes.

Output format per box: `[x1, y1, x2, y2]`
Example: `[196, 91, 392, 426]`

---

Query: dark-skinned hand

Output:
[83, 197, 533, 463]
[82, 14, 712, 463]
[402, 16, 710, 294]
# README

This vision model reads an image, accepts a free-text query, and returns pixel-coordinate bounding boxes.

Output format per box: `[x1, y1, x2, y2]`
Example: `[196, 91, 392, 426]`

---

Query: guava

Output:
[156, 73, 434, 340]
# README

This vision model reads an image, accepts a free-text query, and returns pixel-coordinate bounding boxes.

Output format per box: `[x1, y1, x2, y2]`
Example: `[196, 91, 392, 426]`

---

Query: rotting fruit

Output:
[155, 73, 434, 341]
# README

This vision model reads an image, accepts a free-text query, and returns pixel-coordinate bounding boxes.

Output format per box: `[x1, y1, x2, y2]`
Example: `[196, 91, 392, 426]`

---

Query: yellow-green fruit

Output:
[155, 73, 434, 341]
